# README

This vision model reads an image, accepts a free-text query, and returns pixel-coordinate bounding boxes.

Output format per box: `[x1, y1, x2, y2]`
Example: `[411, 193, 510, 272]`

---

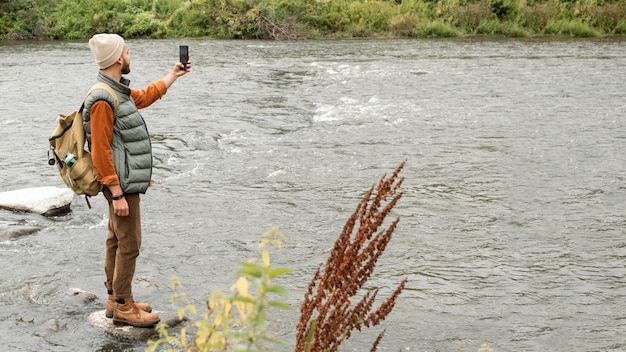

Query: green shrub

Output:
[254, 0, 312, 39]
[151, 0, 187, 19]
[568, 21, 600, 37]
[414, 20, 462, 37]
[518, 1, 559, 33]
[302, 0, 352, 34]
[590, 2, 626, 33]
[477, 18, 528, 36]
[167, 0, 219, 37]
[453, 2, 493, 33]
[488, 0, 519, 21]
[615, 19, 626, 35]
[545, 18, 599, 37]
[0, 0, 47, 39]
[476, 18, 503, 34]
[125, 12, 168, 38]
[149, 161, 409, 352]
[390, 13, 419, 37]
[1, 0, 624, 40]
[397, 0, 432, 20]
[502, 22, 529, 37]
[147, 228, 292, 352]
[347, 1, 395, 33]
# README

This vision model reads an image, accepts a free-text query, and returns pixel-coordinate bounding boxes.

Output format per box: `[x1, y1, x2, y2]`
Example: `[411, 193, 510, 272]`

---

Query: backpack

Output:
[48, 83, 118, 207]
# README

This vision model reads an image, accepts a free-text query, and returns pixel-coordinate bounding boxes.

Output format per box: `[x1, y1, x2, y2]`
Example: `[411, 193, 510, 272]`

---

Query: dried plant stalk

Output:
[296, 160, 408, 352]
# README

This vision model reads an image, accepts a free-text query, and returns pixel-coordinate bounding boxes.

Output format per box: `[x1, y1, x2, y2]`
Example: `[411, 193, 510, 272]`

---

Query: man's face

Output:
[121, 45, 130, 74]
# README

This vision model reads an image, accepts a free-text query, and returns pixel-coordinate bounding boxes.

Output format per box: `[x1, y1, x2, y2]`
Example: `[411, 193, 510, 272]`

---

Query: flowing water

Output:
[0, 38, 625, 352]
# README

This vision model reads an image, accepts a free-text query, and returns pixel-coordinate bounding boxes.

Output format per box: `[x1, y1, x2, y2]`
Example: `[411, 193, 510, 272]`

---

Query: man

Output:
[84, 33, 191, 327]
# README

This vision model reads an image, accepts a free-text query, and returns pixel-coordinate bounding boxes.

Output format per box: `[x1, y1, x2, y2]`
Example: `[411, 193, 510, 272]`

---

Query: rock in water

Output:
[0, 187, 74, 216]
[43, 318, 60, 333]
[14, 284, 36, 304]
[66, 288, 98, 304]
[88, 310, 184, 342]
[0, 221, 41, 239]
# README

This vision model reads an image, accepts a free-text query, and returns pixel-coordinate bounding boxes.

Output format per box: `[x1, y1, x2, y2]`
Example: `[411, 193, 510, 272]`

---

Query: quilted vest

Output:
[83, 71, 152, 194]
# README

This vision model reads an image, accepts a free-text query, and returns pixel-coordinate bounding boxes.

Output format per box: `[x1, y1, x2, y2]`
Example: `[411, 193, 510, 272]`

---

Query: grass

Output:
[1, 0, 625, 40]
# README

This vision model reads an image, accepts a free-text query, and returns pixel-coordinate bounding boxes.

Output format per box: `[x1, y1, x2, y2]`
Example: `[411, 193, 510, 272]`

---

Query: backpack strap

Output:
[80, 83, 119, 207]
[81, 82, 119, 119]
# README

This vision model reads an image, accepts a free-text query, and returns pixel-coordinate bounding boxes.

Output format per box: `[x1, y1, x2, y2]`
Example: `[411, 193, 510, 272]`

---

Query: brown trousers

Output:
[103, 188, 142, 300]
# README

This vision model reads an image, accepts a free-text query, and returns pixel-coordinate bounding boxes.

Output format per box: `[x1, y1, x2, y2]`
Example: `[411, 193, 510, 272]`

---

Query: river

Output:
[0, 37, 625, 351]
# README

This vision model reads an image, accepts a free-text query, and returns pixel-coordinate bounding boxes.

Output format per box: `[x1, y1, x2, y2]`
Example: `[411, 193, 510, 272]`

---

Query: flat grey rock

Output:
[0, 187, 74, 216]
[66, 288, 98, 304]
[0, 222, 41, 239]
[88, 309, 183, 342]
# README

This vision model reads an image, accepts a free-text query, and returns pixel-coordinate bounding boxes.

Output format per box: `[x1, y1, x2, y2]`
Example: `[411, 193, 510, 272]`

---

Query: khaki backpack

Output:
[48, 83, 118, 207]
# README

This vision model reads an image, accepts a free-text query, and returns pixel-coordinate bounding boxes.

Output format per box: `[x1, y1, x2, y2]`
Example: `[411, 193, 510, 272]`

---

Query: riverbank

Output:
[1, 0, 625, 40]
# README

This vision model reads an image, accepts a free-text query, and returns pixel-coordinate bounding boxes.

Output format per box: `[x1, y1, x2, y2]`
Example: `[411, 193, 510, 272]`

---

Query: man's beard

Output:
[121, 59, 130, 74]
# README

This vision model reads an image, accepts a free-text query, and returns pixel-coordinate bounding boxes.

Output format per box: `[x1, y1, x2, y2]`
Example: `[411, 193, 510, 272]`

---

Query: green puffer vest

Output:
[83, 71, 152, 194]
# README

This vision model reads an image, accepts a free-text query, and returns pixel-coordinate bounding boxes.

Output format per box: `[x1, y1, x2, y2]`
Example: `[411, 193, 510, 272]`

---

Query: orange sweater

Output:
[90, 80, 167, 187]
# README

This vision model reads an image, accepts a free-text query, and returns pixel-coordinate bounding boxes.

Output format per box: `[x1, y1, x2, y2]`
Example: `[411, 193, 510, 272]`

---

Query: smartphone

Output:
[179, 45, 189, 70]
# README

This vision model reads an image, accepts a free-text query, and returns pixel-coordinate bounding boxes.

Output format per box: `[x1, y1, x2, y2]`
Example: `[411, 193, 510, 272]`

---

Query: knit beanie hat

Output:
[89, 33, 125, 69]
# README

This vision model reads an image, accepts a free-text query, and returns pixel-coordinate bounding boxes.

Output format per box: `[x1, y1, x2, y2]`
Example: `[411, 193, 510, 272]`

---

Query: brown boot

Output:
[104, 283, 152, 318]
[106, 295, 153, 318]
[112, 297, 160, 328]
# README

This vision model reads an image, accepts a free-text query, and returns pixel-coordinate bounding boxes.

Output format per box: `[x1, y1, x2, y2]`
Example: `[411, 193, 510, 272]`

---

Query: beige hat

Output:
[89, 33, 125, 69]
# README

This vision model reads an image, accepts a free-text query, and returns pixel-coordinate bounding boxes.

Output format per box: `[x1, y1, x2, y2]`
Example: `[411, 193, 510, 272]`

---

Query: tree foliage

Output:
[1, 0, 623, 40]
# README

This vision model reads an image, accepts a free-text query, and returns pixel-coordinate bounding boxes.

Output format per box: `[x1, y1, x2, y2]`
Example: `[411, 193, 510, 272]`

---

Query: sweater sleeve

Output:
[130, 79, 167, 109]
[90, 100, 119, 186]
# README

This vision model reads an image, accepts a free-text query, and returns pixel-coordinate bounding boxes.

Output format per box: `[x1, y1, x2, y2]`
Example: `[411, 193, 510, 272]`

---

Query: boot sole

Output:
[112, 318, 160, 328]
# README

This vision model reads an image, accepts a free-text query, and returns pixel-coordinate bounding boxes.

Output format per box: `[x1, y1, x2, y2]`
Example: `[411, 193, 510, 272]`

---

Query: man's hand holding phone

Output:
[173, 58, 192, 76]
[163, 46, 192, 87]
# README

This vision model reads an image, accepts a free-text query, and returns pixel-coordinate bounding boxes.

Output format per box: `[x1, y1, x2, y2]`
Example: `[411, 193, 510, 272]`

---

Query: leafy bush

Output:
[518, 1, 560, 34]
[414, 20, 462, 37]
[488, 0, 519, 20]
[615, 19, 626, 35]
[545, 18, 599, 36]
[1, 0, 625, 40]
[390, 13, 419, 37]
[146, 227, 292, 351]
[126, 12, 168, 38]
[0, 0, 47, 39]
[590, 2, 626, 33]
[148, 161, 409, 351]
[453, 2, 492, 33]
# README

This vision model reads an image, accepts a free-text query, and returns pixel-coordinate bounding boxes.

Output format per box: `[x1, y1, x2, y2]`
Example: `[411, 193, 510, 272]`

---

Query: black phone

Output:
[179, 45, 189, 70]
